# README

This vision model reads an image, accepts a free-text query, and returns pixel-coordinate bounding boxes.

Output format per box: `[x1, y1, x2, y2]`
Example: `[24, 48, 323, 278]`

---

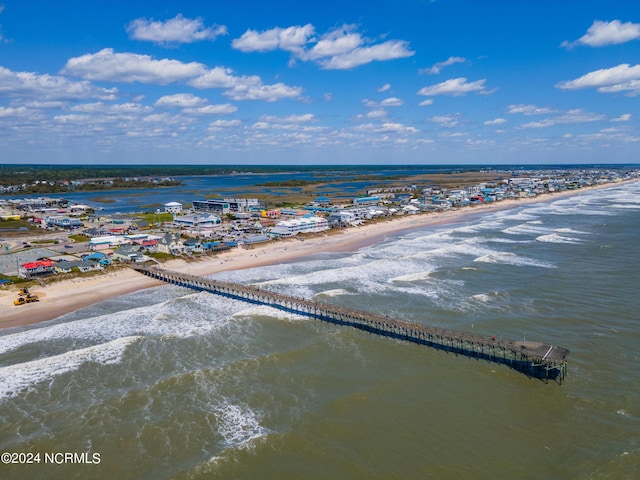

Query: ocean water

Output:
[1, 182, 639, 479]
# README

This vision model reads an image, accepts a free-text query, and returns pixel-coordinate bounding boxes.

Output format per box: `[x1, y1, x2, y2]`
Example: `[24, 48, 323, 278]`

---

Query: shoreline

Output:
[0, 180, 635, 330]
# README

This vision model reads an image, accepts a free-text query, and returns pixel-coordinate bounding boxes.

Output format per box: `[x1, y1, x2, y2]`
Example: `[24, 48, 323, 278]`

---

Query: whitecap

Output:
[502, 223, 551, 236]
[536, 234, 581, 244]
[232, 305, 307, 322]
[470, 293, 492, 303]
[389, 271, 434, 283]
[473, 252, 555, 268]
[0, 292, 236, 356]
[214, 400, 268, 450]
[609, 204, 640, 210]
[0, 336, 142, 400]
[554, 227, 589, 235]
[315, 289, 355, 298]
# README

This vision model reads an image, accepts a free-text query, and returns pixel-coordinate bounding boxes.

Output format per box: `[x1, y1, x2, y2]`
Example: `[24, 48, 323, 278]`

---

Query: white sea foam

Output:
[452, 219, 506, 233]
[555, 227, 589, 235]
[406, 238, 495, 261]
[609, 204, 640, 210]
[232, 305, 307, 322]
[485, 237, 531, 244]
[215, 400, 268, 449]
[470, 293, 492, 302]
[315, 289, 354, 298]
[536, 233, 581, 244]
[0, 292, 235, 356]
[389, 271, 434, 283]
[0, 336, 142, 399]
[473, 252, 555, 268]
[502, 223, 552, 236]
[494, 211, 539, 222]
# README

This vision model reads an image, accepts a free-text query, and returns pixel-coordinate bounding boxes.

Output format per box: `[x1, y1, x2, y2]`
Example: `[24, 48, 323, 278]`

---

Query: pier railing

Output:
[132, 265, 569, 383]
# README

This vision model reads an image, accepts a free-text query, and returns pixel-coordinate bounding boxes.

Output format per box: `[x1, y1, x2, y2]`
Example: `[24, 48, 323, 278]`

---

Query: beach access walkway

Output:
[132, 264, 569, 384]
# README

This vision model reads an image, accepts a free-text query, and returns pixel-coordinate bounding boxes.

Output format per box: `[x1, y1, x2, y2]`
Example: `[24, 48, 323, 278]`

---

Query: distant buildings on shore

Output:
[2, 167, 638, 279]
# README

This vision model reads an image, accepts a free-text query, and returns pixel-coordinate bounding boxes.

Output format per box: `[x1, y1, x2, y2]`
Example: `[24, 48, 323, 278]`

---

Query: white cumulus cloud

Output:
[562, 20, 640, 48]
[418, 77, 490, 96]
[232, 24, 414, 70]
[260, 113, 316, 123]
[155, 93, 208, 108]
[127, 14, 227, 45]
[611, 113, 631, 122]
[232, 24, 314, 55]
[430, 114, 461, 127]
[484, 118, 506, 125]
[520, 109, 606, 128]
[508, 104, 555, 115]
[0, 66, 117, 100]
[420, 56, 467, 75]
[363, 97, 404, 108]
[183, 104, 237, 115]
[62, 48, 207, 84]
[556, 63, 640, 96]
[208, 119, 242, 130]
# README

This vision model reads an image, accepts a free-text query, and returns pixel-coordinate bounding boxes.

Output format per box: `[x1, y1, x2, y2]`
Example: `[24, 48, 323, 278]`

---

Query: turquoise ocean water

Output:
[1, 181, 639, 479]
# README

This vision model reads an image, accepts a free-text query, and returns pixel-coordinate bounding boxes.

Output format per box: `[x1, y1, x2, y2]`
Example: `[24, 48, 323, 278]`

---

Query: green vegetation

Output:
[136, 212, 173, 224]
[149, 252, 174, 261]
[89, 196, 118, 204]
[0, 164, 422, 186]
[0, 274, 30, 285]
[68, 234, 88, 242]
[30, 239, 59, 245]
[0, 219, 30, 228]
[255, 179, 322, 187]
[10, 178, 182, 195]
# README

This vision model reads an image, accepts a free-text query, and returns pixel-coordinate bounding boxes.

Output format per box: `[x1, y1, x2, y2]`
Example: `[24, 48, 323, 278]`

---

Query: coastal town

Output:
[1, 167, 637, 292]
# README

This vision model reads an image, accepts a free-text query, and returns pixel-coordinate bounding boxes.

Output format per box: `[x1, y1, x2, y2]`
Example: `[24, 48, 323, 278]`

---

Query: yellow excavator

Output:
[14, 287, 39, 305]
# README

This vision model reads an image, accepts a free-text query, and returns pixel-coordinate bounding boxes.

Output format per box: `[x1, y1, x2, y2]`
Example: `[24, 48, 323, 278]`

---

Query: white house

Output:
[164, 202, 183, 214]
[173, 214, 220, 228]
[268, 216, 330, 238]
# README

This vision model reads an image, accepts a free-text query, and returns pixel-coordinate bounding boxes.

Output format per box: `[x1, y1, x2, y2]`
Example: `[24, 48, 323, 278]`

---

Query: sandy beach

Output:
[0, 181, 633, 330]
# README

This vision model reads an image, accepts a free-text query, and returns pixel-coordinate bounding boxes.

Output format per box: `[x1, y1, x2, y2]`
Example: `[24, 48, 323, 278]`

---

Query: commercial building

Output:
[173, 214, 220, 228]
[193, 198, 260, 215]
[268, 216, 330, 238]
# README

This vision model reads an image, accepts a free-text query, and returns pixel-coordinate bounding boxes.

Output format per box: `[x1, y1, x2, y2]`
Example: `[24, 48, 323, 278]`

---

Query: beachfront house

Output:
[157, 233, 185, 255]
[203, 241, 236, 252]
[446, 189, 470, 206]
[112, 245, 149, 263]
[183, 238, 203, 254]
[82, 251, 112, 267]
[54, 259, 102, 274]
[268, 216, 330, 238]
[327, 210, 359, 227]
[18, 260, 55, 279]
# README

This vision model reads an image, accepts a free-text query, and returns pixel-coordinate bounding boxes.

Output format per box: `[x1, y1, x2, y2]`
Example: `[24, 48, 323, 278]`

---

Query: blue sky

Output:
[1, 0, 639, 165]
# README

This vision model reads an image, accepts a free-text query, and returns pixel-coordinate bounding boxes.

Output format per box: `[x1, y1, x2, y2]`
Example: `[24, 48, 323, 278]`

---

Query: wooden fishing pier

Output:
[132, 265, 569, 383]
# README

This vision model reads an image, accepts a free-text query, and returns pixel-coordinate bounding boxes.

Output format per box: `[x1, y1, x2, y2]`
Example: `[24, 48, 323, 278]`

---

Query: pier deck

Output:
[132, 265, 569, 383]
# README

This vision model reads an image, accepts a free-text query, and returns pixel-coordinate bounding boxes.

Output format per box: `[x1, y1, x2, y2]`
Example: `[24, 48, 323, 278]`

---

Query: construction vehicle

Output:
[14, 293, 39, 305]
